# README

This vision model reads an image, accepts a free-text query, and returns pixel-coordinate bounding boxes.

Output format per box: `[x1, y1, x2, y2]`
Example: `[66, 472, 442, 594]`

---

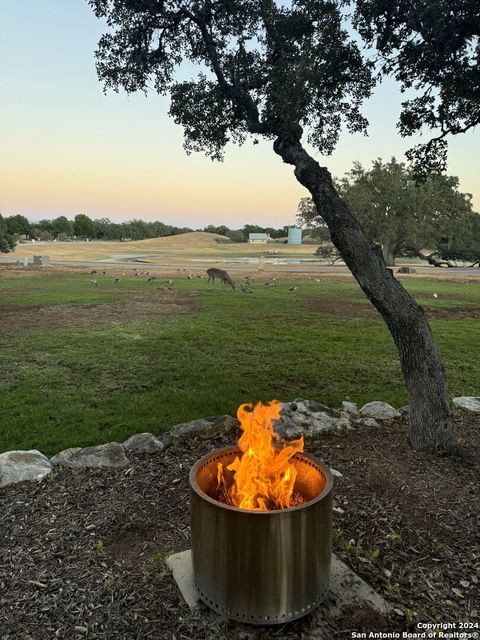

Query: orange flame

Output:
[217, 400, 305, 511]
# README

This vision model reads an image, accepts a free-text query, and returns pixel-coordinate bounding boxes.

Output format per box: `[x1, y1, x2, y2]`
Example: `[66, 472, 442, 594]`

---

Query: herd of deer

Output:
[206, 268, 300, 293]
[88, 267, 299, 293]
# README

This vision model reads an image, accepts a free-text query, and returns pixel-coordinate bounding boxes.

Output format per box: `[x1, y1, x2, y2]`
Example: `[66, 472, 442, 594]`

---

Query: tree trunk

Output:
[274, 135, 453, 451]
[382, 244, 396, 267]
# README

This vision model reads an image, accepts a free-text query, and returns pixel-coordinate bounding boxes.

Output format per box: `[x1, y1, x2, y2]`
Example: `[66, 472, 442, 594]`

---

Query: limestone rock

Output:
[50, 442, 129, 469]
[283, 426, 305, 439]
[358, 417, 380, 428]
[0, 450, 52, 488]
[341, 401, 358, 414]
[308, 412, 351, 434]
[170, 415, 237, 440]
[276, 399, 351, 437]
[123, 433, 164, 454]
[274, 419, 305, 438]
[298, 399, 342, 417]
[292, 413, 312, 428]
[292, 400, 309, 414]
[359, 401, 401, 421]
[283, 399, 342, 418]
[330, 555, 390, 616]
[157, 432, 173, 448]
[453, 396, 480, 412]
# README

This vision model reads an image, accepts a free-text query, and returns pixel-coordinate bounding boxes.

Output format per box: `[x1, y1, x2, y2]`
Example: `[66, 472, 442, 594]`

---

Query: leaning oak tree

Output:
[89, 0, 460, 450]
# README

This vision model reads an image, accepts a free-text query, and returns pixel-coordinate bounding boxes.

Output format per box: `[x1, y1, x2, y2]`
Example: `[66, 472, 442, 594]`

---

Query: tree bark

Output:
[274, 135, 454, 451]
[382, 244, 396, 267]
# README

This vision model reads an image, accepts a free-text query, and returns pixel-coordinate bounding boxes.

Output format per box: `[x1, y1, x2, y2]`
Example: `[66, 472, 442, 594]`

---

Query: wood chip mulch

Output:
[1, 412, 479, 639]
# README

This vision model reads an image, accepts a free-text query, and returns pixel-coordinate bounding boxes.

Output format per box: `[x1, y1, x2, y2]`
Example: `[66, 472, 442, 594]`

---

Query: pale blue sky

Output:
[1, 0, 478, 228]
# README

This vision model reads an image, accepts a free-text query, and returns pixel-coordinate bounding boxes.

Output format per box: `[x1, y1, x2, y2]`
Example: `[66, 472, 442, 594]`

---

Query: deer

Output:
[206, 268, 235, 289]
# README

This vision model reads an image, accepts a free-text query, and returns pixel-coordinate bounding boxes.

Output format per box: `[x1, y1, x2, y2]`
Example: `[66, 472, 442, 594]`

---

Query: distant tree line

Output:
[1, 214, 193, 242]
[0, 213, 291, 252]
[0, 214, 16, 253]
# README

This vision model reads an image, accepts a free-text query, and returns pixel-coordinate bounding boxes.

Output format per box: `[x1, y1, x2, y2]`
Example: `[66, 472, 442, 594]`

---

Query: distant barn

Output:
[248, 233, 270, 244]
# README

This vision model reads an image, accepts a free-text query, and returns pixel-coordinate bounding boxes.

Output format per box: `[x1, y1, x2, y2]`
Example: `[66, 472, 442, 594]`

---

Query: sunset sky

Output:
[1, 1, 479, 229]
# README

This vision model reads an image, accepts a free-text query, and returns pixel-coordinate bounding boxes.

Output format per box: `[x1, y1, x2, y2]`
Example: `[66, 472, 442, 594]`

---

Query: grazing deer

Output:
[206, 268, 235, 289]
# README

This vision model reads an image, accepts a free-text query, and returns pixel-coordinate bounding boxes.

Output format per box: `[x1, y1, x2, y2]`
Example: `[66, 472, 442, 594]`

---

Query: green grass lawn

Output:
[1, 270, 479, 455]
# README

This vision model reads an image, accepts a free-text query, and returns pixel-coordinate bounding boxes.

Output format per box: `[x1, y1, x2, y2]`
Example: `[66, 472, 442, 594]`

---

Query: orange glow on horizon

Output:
[0, 140, 304, 226]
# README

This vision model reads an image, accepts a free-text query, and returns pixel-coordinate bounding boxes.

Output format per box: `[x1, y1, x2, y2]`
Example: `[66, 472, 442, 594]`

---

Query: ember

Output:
[216, 400, 307, 510]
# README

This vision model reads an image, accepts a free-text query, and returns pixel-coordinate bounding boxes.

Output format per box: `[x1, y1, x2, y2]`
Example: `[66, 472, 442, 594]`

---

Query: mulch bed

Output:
[1, 413, 479, 639]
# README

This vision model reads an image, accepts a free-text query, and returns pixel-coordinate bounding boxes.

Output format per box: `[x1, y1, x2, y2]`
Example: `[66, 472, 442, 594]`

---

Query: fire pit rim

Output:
[189, 445, 333, 515]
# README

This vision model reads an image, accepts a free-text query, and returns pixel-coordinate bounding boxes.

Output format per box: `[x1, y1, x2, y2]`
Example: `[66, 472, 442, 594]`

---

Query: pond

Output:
[187, 257, 323, 265]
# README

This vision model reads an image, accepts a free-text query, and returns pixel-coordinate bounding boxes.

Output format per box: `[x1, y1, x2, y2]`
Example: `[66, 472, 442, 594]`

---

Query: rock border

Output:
[3, 396, 476, 489]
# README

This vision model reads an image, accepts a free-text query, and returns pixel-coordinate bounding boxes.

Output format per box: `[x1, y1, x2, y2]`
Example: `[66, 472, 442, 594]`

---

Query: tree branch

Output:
[193, 7, 274, 135]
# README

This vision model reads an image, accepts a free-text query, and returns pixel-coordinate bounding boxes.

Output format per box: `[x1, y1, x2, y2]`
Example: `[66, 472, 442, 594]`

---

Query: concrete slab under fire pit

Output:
[166, 549, 390, 619]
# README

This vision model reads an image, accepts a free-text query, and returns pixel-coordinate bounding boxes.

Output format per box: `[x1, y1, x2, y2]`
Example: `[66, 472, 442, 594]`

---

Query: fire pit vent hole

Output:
[194, 583, 330, 623]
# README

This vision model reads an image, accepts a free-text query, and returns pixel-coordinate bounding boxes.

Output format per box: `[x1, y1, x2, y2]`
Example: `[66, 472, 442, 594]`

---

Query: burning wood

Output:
[216, 400, 310, 511]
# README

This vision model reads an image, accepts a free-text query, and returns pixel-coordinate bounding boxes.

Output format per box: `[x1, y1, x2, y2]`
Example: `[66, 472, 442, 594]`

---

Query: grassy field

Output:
[9, 231, 319, 262]
[0, 267, 479, 455]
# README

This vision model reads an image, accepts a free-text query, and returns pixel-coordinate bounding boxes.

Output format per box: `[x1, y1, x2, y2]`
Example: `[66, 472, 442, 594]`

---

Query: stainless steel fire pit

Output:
[189, 446, 333, 624]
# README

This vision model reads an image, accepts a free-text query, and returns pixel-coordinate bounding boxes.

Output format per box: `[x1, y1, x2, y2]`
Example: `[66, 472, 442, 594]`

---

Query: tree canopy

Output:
[73, 214, 96, 239]
[299, 159, 475, 265]
[89, 0, 479, 174]
[89, 0, 373, 160]
[353, 0, 480, 174]
[0, 214, 16, 254]
[341, 158, 472, 264]
[51, 216, 74, 239]
[437, 210, 480, 266]
[5, 214, 31, 238]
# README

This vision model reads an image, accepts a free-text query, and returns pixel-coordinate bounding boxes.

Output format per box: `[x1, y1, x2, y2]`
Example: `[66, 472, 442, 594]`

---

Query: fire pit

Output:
[189, 401, 333, 624]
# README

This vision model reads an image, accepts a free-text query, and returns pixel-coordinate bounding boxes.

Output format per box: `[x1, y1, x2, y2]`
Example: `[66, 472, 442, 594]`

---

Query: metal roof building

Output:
[248, 233, 271, 243]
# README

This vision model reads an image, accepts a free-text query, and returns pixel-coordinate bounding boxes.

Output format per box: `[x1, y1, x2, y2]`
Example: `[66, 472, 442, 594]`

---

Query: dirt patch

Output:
[106, 522, 158, 565]
[307, 296, 480, 321]
[0, 413, 478, 639]
[0, 290, 200, 334]
[427, 306, 480, 320]
[308, 296, 380, 319]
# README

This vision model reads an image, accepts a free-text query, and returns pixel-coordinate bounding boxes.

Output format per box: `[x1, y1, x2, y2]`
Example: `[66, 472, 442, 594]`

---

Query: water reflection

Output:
[188, 257, 322, 265]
